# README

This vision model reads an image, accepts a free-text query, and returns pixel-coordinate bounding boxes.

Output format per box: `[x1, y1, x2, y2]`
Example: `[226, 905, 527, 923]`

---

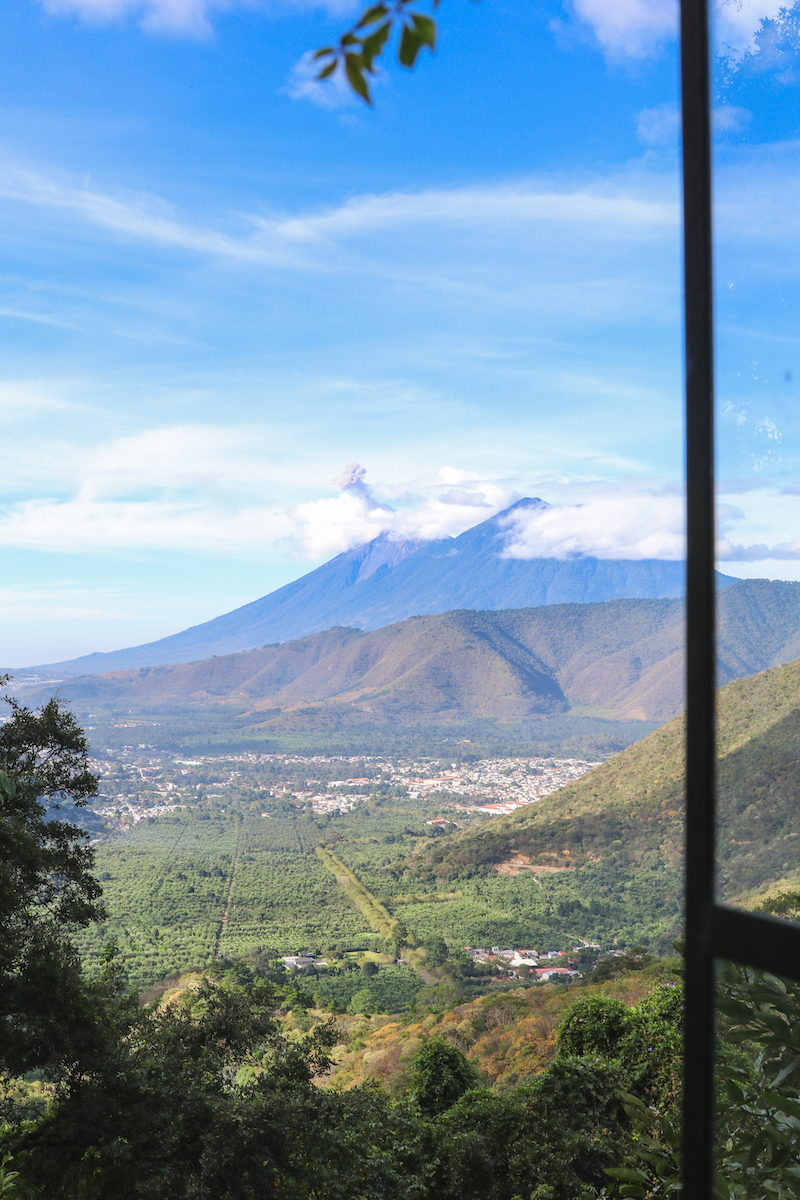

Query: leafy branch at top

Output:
[313, 0, 439, 105]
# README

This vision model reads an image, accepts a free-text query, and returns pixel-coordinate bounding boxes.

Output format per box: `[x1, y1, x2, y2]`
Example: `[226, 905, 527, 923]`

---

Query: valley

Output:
[72, 648, 800, 1001]
[75, 755, 608, 994]
[14, 573, 800, 1012]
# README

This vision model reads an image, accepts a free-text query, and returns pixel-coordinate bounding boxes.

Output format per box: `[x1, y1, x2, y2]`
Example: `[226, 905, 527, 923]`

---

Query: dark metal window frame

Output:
[681, 1, 800, 1193]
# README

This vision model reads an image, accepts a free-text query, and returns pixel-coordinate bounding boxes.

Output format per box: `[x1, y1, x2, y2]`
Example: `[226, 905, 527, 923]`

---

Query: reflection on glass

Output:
[715, 960, 800, 1199]
[712, 2, 800, 915]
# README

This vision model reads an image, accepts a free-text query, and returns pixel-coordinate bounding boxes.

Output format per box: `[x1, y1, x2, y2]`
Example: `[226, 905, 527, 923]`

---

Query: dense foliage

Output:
[0, 690, 103, 1079]
[2, 963, 668, 1199]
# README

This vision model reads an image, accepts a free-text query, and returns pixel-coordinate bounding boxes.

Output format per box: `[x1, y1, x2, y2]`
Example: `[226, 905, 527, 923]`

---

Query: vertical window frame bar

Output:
[680, 0, 717, 1195]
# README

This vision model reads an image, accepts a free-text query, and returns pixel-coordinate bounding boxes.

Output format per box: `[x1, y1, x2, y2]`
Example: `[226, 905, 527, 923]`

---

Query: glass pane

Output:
[712, 3, 800, 918]
[715, 960, 800, 1198]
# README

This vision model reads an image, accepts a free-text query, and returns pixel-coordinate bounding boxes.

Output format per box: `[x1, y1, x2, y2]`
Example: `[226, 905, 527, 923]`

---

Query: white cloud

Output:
[715, 0, 791, 59]
[1, 422, 297, 502]
[0, 445, 521, 557]
[570, 0, 790, 60]
[717, 537, 800, 561]
[441, 489, 488, 507]
[0, 380, 78, 419]
[714, 105, 752, 135]
[0, 161, 291, 263]
[634, 101, 752, 154]
[0, 495, 295, 553]
[715, 483, 800, 565]
[257, 183, 676, 245]
[637, 103, 680, 147]
[3, 431, 800, 574]
[0, 157, 678, 273]
[289, 465, 518, 559]
[284, 52, 359, 109]
[498, 483, 686, 560]
[40, 0, 217, 38]
[76, 424, 278, 500]
[570, 0, 678, 58]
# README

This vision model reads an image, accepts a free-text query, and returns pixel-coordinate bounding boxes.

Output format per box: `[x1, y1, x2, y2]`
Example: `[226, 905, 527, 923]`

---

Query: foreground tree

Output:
[408, 1037, 479, 1115]
[12, 972, 438, 1200]
[0, 683, 103, 1079]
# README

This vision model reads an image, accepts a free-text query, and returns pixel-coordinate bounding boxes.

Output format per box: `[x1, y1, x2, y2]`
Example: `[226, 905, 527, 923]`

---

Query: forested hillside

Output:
[407, 653, 800, 912]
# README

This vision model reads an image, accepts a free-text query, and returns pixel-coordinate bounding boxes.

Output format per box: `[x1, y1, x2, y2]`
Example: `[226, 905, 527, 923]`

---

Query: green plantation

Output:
[76, 802, 435, 991]
[76, 811, 380, 988]
[79, 799, 681, 996]
[333, 824, 682, 953]
[75, 814, 238, 984]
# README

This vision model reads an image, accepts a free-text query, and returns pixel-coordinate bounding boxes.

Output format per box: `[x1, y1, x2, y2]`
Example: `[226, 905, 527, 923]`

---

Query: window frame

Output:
[680, 2, 800, 1193]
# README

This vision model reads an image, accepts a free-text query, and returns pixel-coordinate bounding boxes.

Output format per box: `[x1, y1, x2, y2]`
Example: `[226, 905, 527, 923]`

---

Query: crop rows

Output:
[77, 814, 377, 987]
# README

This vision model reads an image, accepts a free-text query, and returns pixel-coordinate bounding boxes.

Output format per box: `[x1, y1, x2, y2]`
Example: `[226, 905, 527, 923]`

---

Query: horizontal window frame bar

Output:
[707, 904, 800, 982]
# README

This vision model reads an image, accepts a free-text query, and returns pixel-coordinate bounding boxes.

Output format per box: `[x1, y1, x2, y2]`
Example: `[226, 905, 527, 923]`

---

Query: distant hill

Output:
[14, 498, 736, 677]
[406, 650, 800, 924]
[28, 580, 800, 736]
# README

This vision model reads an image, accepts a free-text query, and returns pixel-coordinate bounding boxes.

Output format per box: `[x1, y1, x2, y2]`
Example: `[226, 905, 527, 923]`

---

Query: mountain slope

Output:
[34, 580, 800, 730]
[16, 498, 735, 676]
[409, 652, 800, 909]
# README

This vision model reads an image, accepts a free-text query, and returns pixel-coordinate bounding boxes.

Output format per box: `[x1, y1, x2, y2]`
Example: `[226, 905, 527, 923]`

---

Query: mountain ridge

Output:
[28, 580, 800, 734]
[12, 498, 737, 677]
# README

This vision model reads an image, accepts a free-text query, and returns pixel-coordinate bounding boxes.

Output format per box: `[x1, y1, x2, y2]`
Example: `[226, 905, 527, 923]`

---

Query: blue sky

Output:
[0, 0, 798, 666]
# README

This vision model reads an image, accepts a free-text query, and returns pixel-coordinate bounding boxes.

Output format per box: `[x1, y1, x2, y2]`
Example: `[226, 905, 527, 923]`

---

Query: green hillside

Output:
[405, 654, 800, 913]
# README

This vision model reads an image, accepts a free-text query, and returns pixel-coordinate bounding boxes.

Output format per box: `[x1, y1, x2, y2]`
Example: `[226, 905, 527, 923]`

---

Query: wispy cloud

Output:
[714, 484, 800, 567]
[0, 161, 290, 263]
[0, 496, 293, 553]
[0, 157, 678, 271]
[716, 538, 800, 561]
[0, 380, 80, 418]
[284, 51, 360, 109]
[637, 102, 680, 147]
[256, 184, 677, 244]
[39, 0, 360, 39]
[40, 0, 218, 39]
[0, 306, 80, 329]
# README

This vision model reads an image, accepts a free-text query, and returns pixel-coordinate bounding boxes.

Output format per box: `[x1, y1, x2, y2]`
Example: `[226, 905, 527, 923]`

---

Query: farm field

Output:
[78, 786, 473, 990]
[76, 811, 381, 988]
[74, 736, 696, 998]
[80, 787, 679, 995]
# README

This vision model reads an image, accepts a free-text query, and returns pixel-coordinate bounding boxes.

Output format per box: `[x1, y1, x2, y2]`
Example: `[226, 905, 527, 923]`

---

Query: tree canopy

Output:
[0, 685, 103, 1078]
